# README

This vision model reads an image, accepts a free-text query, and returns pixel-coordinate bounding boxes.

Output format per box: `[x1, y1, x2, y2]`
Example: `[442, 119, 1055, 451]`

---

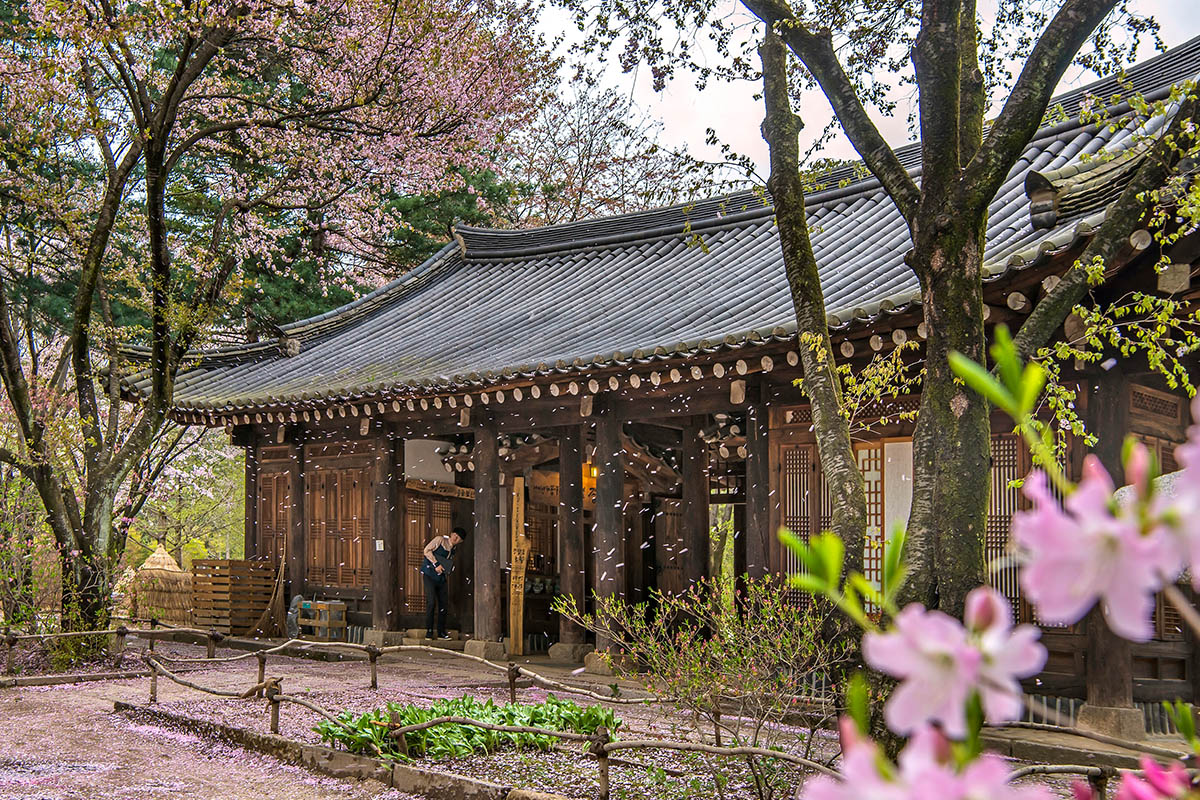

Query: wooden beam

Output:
[371, 429, 400, 631]
[243, 443, 258, 560]
[558, 426, 586, 645]
[473, 419, 503, 642]
[286, 437, 306, 600]
[745, 396, 770, 580]
[680, 417, 709, 588]
[594, 407, 626, 650]
[1085, 368, 1133, 711]
[625, 422, 682, 450]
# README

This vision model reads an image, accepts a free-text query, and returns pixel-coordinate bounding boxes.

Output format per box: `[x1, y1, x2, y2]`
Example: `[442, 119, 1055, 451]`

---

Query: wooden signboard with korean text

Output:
[508, 476, 528, 655]
[404, 477, 475, 501]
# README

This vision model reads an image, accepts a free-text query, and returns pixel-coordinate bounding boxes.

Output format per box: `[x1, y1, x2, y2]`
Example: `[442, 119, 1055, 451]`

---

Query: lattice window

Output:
[1130, 386, 1183, 422]
[1156, 589, 1186, 641]
[857, 444, 884, 609]
[779, 445, 812, 606]
[986, 434, 1023, 621]
[403, 494, 428, 613]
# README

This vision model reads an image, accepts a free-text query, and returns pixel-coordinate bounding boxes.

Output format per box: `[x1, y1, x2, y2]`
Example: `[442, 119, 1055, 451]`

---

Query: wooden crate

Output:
[299, 600, 347, 642]
[191, 559, 277, 635]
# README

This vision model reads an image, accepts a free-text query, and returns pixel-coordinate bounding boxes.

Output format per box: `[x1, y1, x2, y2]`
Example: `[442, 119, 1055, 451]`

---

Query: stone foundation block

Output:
[392, 764, 508, 799]
[1076, 704, 1145, 741]
[464, 639, 508, 660]
[301, 745, 392, 784]
[583, 651, 613, 675]
[363, 629, 405, 647]
[547, 643, 592, 663]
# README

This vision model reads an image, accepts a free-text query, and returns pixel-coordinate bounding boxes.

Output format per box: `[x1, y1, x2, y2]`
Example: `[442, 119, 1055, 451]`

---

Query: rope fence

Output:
[140, 654, 836, 800]
[4, 622, 1183, 799]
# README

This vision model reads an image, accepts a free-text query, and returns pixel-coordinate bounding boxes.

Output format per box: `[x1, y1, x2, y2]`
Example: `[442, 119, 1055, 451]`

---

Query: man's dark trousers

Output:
[423, 573, 448, 637]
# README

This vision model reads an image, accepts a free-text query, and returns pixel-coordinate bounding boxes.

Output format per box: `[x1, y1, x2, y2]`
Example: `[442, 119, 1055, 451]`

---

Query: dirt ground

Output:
[0, 639, 1126, 799]
[0, 642, 416, 800]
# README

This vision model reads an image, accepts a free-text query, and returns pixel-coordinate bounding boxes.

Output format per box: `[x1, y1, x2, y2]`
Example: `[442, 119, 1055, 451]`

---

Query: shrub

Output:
[315, 694, 621, 761]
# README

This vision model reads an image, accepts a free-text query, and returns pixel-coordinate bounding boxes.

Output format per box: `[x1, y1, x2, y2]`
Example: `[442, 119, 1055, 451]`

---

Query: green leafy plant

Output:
[315, 694, 620, 762]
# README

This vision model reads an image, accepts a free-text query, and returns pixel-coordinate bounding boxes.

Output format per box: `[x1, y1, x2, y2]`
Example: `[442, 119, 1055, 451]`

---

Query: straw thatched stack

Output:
[130, 546, 192, 626]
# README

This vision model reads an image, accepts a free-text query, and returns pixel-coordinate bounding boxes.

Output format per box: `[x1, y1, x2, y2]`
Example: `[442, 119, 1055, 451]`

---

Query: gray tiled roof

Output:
[143, 37, 1200, 413]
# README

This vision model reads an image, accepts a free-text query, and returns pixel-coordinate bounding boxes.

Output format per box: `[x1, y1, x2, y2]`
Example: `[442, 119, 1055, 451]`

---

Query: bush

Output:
[554, 575, 853, 800]
[315, 694, 621, 761]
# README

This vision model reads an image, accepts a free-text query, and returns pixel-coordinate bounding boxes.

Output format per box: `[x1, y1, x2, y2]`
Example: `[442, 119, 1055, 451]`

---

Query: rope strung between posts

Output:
[143, 656, 364, 742]
[134, 651, 1143, 800]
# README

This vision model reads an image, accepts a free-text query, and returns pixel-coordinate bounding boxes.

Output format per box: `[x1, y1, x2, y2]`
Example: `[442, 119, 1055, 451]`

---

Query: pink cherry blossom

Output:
[862, 587, 1045, 738]
[802, 720, 1053, 800]
[1012, 455, 1179, 641]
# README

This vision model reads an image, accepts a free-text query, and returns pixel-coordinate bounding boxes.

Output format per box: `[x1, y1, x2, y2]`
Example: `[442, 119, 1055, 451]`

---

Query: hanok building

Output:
[144, 40, 1200, 711]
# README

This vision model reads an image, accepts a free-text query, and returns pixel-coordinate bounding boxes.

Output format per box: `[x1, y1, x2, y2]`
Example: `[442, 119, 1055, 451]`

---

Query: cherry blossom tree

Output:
[0, 0, 551, 628]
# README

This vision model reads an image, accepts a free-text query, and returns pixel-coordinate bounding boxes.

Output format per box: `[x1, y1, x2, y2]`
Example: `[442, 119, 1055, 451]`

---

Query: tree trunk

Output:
[760, 33, 867, 577]
[903, 222, 991, 617]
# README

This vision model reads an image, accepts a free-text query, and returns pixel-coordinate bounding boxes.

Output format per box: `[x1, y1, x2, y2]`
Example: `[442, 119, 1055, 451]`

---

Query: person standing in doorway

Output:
[421, 526, 466, 640]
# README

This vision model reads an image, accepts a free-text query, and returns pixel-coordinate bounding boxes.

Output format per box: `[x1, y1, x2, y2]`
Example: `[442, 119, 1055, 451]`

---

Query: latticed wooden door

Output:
[256, 470, 290, 571]
[305, 467, 372, 589]
[401, 493, 453, 614]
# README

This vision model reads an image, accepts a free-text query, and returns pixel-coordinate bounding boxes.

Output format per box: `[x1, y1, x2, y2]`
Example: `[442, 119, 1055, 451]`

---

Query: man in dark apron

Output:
[420, 526, 466, 639]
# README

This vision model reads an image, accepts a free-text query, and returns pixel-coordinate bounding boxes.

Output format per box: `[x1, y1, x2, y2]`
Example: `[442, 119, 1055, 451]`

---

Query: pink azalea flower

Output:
[1161, 395, 1200, 591]
[801, 720, 1053, 800]
[1013, 456, 1178, 642]
[965, 587, 1047, 724]
[863, 587, 1045, 738]
[1112, 757, 1192, 800]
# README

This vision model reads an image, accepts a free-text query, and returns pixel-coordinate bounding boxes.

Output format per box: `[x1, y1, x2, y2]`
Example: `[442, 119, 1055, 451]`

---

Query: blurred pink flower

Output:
[863, 587, 1044, 737]
[802, 720, 1052, 800]
[1111, 757, 1192, 800]
[966, 587, 1047, 724]
[1013, 455, 1178, 642]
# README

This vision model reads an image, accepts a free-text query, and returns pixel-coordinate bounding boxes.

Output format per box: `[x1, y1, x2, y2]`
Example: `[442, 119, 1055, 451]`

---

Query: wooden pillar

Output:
[594, 407, 625, 649]
[473, 419, 503, 642]
[744, 397, 771, 579]
[244, 442, 258, 560]
[286, 430, 306, 600]
[1085, 371, 1134, 710]
[371, 427, 400, 631]
[558, 426, 587, 644]
[681, 416, 709, 588]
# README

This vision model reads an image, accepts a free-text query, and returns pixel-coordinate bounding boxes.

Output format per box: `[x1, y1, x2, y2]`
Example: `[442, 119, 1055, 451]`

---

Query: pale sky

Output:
[540, 0, 1199, 179]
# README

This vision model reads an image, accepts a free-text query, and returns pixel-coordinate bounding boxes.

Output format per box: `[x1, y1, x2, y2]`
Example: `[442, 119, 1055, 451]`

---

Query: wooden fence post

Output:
[148, 618, 157, 653]
[149, 666, 158, 704]
[112, 626, 127, 663]
[267, 679, 281, 734]
[206, 629, 220, 659]
[590, 726, 611, 800]
[256, 652, 267, 686]
[366, 645, 380, 690]
[507, 662, 519, 704]
[4, 628, 16, 675]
